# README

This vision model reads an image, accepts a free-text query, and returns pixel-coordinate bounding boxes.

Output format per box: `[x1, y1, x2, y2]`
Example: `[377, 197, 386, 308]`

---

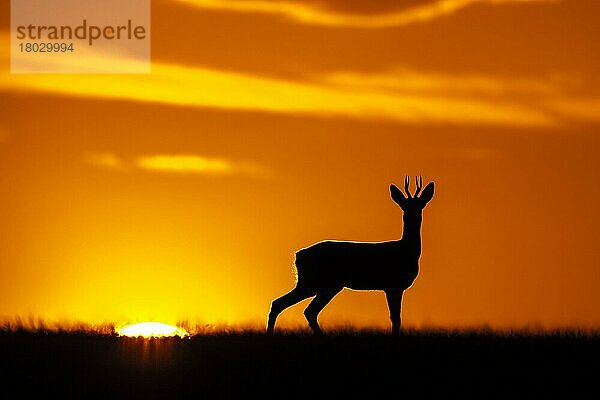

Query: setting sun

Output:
[117, 322, 188, 338]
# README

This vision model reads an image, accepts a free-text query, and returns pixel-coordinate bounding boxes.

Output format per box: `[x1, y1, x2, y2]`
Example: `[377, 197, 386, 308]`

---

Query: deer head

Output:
[390, 176, 435, 227]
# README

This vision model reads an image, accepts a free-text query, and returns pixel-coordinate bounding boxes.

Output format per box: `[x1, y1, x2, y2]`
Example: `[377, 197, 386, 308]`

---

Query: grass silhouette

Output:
[1, 324, 598, 399]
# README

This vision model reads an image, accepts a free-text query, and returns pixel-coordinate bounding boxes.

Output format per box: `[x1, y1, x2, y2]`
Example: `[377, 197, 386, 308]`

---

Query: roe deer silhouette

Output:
[267, 176, 434, 335]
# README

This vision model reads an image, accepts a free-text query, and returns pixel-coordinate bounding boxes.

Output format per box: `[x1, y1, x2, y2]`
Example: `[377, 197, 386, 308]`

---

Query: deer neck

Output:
[401, 214, 422, 255]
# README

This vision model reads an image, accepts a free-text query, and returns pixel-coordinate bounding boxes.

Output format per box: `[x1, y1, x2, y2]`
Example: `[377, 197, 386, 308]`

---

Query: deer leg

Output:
[267, 286, 313, 334]
[304, 288, 341, 335]
[385, 290, 404, 336]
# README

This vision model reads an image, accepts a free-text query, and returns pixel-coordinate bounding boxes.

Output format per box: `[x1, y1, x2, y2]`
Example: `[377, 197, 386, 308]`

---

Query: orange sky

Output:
[1, 0, 599, 329]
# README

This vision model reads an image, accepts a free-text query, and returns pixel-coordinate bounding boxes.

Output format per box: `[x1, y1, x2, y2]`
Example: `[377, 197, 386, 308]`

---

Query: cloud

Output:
[0, 36, 557, 127]
[85, 153, 269, 178]
[544, 98, 600, 123]
[4, 35, 600, 128]
[136, 155, 270, 177]
[174, 0, 555, 29]
[323, 68, 560, 97]
[85, 152, 125, 170]
[136, 155, 234, 174]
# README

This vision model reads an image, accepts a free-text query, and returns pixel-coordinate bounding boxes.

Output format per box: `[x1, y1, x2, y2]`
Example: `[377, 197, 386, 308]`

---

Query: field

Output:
[1, 327, 598, 399]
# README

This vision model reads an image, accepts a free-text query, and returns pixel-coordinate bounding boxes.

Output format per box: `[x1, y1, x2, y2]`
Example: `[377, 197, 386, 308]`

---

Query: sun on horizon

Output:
[117, 322, 188, 338]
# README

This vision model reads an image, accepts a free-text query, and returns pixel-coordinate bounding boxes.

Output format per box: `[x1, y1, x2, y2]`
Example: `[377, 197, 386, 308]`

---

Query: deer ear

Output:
[390, 184, 407, 208]
[419, 182, 435, 206]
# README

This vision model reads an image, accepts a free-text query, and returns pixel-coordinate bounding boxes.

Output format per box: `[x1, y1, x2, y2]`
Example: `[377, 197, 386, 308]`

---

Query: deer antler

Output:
[404, 176, 412, 198]
[414, 175, 423, 197]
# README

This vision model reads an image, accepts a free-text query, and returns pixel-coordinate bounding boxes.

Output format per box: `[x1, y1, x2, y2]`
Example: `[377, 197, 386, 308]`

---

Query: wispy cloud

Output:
[0, 38, 558, 127]
[136, 155, 234, 174]
[544, 98, 600, 123]
[175, 0, 555, 29]
[323, 68, 561, 97]
[321, 68, 600, 127]
[85, 152, 125, 170]
[85, 153, 269, 178]
[4, 35, 600, 127]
